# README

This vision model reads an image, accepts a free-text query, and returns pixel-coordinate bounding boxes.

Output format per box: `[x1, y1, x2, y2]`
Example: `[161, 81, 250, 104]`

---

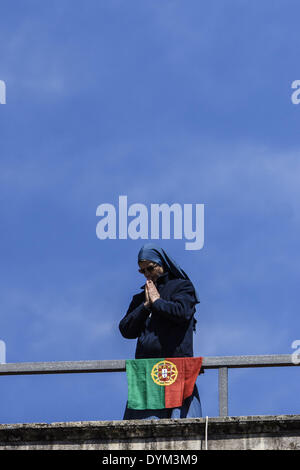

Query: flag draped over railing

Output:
[126, 357, 203, 410]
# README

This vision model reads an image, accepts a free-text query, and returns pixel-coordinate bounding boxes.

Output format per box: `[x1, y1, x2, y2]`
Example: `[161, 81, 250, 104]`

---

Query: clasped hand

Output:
[144, 280, 160, 309]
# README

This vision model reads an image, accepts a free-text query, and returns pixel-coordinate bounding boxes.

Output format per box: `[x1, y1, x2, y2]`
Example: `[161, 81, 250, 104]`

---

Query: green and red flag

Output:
[125, 357, 203, 410]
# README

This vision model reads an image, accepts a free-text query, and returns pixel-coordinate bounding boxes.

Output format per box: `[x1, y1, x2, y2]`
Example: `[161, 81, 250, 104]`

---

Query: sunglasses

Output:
[138, 264, 158, 274]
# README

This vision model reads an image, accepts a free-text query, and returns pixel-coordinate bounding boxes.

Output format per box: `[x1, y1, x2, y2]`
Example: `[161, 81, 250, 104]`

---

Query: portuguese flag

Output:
[126, 357, 203, 410]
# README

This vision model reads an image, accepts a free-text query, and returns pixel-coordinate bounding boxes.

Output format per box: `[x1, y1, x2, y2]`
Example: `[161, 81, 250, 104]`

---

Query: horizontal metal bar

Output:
[202, 354, 297, 369]
[0, 360, 126, 376]
[0, 354, 297, 376]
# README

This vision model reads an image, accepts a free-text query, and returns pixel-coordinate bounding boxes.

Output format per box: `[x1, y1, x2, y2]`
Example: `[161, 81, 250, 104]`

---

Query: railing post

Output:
[218, 367, 228, 417]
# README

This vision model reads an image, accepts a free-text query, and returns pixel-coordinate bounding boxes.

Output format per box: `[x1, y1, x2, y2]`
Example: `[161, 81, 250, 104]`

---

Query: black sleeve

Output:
[151, 280, 197, 324]
[119, 294, 150, 339]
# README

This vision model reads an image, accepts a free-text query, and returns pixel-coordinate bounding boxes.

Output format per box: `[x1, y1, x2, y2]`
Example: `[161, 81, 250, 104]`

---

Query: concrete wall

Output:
[0, 415, 299, 450]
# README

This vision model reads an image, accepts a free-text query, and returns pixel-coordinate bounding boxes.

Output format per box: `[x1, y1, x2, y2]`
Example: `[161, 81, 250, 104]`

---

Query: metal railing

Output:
[0, 354, 298, 417]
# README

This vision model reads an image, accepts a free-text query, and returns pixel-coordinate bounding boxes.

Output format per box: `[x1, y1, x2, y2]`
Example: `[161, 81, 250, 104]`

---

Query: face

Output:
[138, 260, 164, 282]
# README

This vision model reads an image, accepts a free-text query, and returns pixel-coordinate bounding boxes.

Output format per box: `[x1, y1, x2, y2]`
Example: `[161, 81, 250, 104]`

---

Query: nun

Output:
[119, 243, 202, 420]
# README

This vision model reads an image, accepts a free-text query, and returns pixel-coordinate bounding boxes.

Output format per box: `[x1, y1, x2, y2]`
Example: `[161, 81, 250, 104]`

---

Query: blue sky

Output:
[1, 0, 300, 423]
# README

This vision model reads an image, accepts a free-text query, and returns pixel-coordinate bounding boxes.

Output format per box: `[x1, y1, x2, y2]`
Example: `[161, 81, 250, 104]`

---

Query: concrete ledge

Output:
[0, 415, 300, 450]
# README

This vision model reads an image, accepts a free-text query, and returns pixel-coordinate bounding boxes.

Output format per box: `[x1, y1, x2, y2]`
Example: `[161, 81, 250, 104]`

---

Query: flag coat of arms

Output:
[126, 357, 203, 410]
